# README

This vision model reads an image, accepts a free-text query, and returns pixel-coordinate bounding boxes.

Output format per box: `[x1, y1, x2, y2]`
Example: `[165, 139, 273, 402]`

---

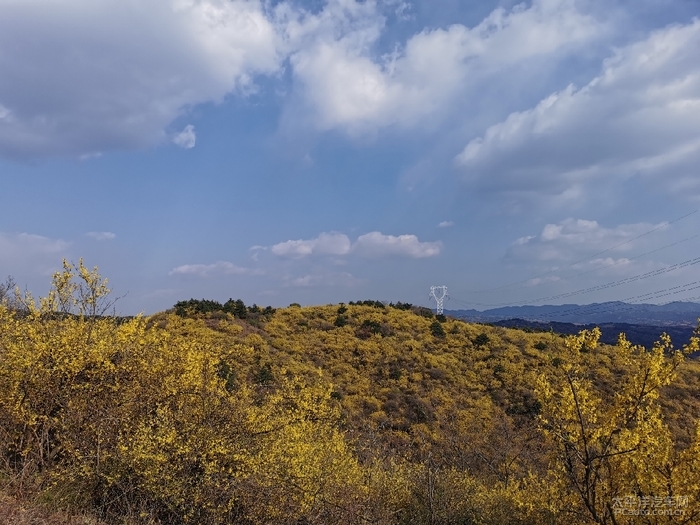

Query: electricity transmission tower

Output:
[429, 286, 448, 315]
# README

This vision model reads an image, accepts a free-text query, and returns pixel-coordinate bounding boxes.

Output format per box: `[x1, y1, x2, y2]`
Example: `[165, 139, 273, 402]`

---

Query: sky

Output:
[1, 0, 700, 314]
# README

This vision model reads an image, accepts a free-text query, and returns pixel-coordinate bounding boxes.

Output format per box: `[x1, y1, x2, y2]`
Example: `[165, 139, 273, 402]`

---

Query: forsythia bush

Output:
[1, 261, 699, 524]
[0, 262, 367, 524]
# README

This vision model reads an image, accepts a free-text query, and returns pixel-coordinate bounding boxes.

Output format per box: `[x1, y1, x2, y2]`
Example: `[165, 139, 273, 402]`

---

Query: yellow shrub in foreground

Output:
[2, 261, 700, 524]
[0, 263, 366, 524]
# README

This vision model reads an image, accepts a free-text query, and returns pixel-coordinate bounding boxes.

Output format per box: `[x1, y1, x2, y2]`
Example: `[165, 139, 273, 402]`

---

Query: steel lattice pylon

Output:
[429, 286, 448, 315]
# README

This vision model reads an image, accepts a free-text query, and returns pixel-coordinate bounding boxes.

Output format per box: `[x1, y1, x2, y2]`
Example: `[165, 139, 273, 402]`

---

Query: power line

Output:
[450, 254, 700, 308]
[549, 233, 698, 282]
[532, 281, 700, 321]
[463, 208, 698, 295]
[523, 257, 700, 305]
[451, 232, 698, 307]
[449, 279, 700, 324]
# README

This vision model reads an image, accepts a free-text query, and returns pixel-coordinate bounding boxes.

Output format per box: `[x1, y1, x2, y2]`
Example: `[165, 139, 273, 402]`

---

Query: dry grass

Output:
[0, 491, 104, 525]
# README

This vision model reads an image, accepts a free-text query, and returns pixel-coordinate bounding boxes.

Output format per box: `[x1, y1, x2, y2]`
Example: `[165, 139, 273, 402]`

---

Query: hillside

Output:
[2, 266, 700, 524]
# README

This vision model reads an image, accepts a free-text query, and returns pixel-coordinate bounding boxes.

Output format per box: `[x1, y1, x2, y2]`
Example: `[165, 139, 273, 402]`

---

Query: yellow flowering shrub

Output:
[0, 263, 367, 524]
[1, 262, 700, 524]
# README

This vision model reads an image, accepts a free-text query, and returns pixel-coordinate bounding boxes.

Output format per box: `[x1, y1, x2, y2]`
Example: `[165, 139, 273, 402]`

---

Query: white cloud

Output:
[173, 124, 196, 149]
[0, 232, 70, 274]
[506, 218, 662, 262]
[271, 232, 351, 258]
[581, 257, 633, 275]
[286, 0, 600, 133]
[169, 261, 261, 277]
[525, 276, 560, 287]
[248, 245, 268, 262]
[86, 231, 116, 241]
[438, 221, 454, 228]
[352, 231, 442, 258]
[388, 1, 411, 21]
[0, 232, 69, 257]
[270, 230, 442, 259]
[456, 19, 700, 196]
[285, 271, 362, 288]
[0, 0, 606, 157]
[0, 0, 281, 158]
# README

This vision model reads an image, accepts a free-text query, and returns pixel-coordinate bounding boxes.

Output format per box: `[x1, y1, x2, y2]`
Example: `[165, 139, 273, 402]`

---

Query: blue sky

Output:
[1, 0, 700, 314]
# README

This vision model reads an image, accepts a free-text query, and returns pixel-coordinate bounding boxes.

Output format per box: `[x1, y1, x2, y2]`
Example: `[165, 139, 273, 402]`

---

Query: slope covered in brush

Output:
[2, 264, 700, 524]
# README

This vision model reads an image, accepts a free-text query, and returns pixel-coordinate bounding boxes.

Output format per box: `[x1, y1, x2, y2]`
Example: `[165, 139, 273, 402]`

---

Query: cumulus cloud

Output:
[285, 0, 600, 133]
[456, 19, 700, 196]
[86, 231, 116, 241]
[0, 0, 281, 159]
[0, 0, 607, 158]
[271, 232, 351, 258]
[169, 261, 261, 277]
[270, 230, 441, 259]
[352, 231, 442, 258]
[438, 221, 454, 228]
[506, 218, 662, 262]
[173, 125, 196, 149]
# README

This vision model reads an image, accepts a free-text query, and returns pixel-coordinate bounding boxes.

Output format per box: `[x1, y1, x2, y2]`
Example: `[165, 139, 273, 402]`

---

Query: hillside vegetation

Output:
[1, 262, 700, 524]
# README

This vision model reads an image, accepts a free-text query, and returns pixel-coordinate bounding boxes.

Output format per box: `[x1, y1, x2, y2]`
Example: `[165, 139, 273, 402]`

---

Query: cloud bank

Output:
[0, 0, 281, 159]
[271, 231, 352, 258]
[506, 218, 663, 262]
[270, 230, 442, 259]
[352, 231, 441, 258]
[286, 0, 600, 134]
[0, 0, 605, 158]
[457, 19, 700, 196]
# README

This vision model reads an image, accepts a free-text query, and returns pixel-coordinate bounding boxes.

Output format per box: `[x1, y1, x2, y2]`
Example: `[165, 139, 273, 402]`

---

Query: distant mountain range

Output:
[446, 301, 700, 351]
[487, 319, 697, 351]
[446, 301, 700, 326]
